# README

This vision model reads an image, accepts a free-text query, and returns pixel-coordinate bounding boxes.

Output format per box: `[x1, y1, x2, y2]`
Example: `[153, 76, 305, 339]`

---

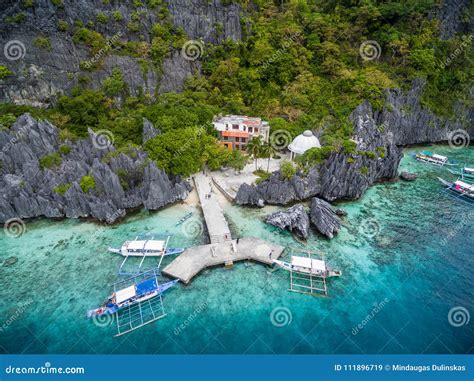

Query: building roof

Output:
[213, 115, 269, 127]
[288, 130, 321, 155]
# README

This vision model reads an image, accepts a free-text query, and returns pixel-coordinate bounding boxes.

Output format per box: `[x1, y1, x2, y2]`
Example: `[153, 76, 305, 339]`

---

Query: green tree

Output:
[227, 149, 247, 173]
[280, 160, 296, 180]
[261, 142, 276, 173]
[246, 135, 263, 171]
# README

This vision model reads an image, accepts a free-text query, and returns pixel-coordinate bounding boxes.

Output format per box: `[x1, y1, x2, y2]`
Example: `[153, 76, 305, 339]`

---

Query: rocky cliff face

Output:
[0, 0, 241, 106]
[0, 113, 191, 223]
[236, 80, 473, 206]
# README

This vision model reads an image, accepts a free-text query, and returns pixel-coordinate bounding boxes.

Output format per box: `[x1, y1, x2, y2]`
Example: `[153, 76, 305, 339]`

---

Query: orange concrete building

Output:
[212, 115, 270, 151]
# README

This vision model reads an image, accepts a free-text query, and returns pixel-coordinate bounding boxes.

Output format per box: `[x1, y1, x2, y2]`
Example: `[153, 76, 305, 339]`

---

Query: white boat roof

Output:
[432, 154, 447, 161]
[464, 167, 474, 173]
[291, 256, 326, 271]
[127, 240, 165, 251]
[455, 180, 474, 190]
[115, 285, 136, 304]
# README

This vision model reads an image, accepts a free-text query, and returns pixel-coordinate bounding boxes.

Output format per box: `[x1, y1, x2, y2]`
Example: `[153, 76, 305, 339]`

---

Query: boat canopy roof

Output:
[136, 278, 158, 296]
[127, 240, 165, 252]
[291, 256, 326, 271]
[432, 154, 447, 161]
[464, 167, 474, 173]
[115, 285, 136, 304]
[455, 180, 474, 191]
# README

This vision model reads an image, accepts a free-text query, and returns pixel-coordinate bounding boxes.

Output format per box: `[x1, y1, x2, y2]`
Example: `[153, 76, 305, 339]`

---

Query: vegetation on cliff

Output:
[0, 0, 472, 177]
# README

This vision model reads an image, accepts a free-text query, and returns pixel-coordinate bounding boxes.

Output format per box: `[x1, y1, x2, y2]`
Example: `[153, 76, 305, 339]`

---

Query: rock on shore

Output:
[264, 204, 309, 239]
[0, 114, 191, 223]
[309, 198, 342, 239]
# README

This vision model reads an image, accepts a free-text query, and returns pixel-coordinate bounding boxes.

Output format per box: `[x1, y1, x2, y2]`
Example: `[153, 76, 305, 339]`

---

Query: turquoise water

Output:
[1, 147, 473, 354]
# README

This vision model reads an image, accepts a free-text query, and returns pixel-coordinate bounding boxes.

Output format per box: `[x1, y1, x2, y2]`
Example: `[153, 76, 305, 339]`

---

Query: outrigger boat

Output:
[413, 152, 455, 167]
[448, 166, 474, 180]
[108, 238, 184, 257]
[175, 212, 193, 226]
[438, 177, 474, 204]
[87, 268, 178, 336]
[108, 236, 184, 275]
[273, 256, 342, 278]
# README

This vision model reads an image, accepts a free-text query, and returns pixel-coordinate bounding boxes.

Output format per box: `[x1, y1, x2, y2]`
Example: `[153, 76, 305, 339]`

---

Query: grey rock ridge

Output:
[0, 114, 191, 223]
[142, 118, 161, 144]
[235, 80, 473, 206]
[0, 0, 241, 106]
[264, 204, 310, 240]
[309, 198, 342, 239]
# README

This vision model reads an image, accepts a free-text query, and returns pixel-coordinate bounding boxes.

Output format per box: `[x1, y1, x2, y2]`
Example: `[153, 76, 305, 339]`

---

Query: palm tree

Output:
[261, 143, 276, 173]
[246, 135, 263, 171]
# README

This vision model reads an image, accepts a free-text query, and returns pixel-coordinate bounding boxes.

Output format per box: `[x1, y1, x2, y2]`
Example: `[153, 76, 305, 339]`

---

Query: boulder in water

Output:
[309, 197, 342, 238]
[264, 204, 309, 239]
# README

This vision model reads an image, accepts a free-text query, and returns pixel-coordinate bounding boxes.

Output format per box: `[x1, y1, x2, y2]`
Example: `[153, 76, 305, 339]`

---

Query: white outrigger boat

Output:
[438, 177, 474, 204]
[273, 256, 342, 278]
[108, 236, 184, 275]
[413, 152, 455, 167]
[108, 238, 184, 257]
[448, 166, 474, 181]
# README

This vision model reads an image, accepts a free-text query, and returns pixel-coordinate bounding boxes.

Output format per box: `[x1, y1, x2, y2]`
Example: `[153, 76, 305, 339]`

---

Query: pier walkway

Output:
[162, 237, 284, 284]
[193, 173, 232, 244]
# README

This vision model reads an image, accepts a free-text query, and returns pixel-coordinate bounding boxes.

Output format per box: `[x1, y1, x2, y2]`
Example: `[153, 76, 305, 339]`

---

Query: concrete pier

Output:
[162, 237, 284, 284]
[193, 173, 232, 244]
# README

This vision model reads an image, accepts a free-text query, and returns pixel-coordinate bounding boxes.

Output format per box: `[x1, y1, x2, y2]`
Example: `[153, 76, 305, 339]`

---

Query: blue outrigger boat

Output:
[448, 166, 474, 180]
[87, 268, 179, 336]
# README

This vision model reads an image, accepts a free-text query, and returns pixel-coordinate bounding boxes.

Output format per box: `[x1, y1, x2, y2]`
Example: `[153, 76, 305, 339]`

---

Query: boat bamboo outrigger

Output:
[87, 268, 178, 337]
[413, 152, 455, 167]
[448, 166, 474, 180]
[108, 235, 184, 275]
[438, 177, 474, 204]
[272, 249, 341, 297]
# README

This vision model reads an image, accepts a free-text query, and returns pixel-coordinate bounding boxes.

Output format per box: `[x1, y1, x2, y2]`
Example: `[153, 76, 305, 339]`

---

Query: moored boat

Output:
[108, 237, 184, 257]
[87, 277, 178, 318]
[273, 256, 342, 278]
[175, 212, 193, 226]
[448, 166, 474, 180]
[414, 152, 454, 166]
[438, 177, 474, 204]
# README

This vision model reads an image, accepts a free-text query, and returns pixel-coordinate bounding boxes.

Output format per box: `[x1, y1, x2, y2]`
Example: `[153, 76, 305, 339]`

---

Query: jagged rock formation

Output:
[435, 0, 473, 40]
[309, 198, 342, 239]
[264, 204, 309, 239]
[0, 0, 241, 106]
[0, 114, 191, 223]
[142, 118, 160, 144]
[236, 80, 473, 206]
